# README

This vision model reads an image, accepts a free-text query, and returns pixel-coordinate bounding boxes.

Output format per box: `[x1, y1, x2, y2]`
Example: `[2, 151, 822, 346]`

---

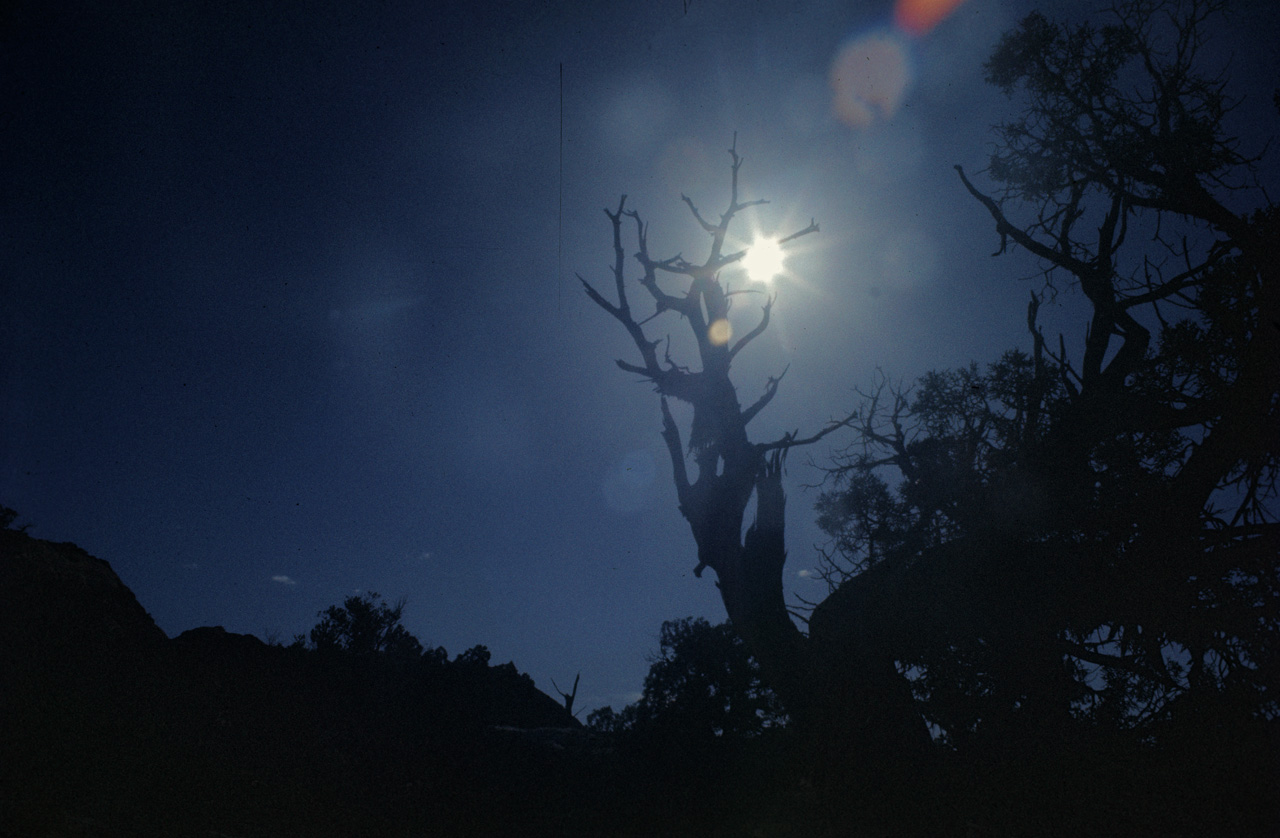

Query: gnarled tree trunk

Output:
[583, 140, 929, 759]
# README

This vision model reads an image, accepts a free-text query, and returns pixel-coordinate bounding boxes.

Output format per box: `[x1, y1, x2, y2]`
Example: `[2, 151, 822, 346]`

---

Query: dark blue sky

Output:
[5, 0, 1276, 712]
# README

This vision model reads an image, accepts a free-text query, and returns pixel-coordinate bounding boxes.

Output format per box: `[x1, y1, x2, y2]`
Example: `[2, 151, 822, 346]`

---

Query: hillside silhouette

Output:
[4, 518, 1279, 835]
[1, 524, 817, 837]
[10, 521, 1280, 834]
[0, 525, 613, 837]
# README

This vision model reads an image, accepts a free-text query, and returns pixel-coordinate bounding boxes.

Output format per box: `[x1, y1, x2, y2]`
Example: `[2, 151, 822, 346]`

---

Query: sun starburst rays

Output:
[741, 238, 787, 284]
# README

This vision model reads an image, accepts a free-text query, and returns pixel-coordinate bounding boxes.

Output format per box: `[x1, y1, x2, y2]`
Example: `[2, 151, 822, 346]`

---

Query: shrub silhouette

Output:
[591, 617, 785, 742]
[299, 592, 424, 662]
[1, 504, 25, 531]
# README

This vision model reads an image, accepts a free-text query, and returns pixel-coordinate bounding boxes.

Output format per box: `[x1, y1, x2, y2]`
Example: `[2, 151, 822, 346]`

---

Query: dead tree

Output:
[552, 673, 580, 718]
[582, 138, 929, 755]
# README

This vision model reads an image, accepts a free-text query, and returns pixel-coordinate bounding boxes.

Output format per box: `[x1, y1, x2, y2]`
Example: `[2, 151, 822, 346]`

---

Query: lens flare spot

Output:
[894, 0, 968, 37]
[708, 319, 732, 346]
[829, 32, 912, 130]
[742, 238, 786, 283]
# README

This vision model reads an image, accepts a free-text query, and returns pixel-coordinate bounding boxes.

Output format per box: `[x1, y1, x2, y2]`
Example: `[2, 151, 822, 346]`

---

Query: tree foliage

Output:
[302, 592, 425, 661]
[454, 644, 492, 668]
[589, 618, 785, 741]
[814, 0, 1279, 747]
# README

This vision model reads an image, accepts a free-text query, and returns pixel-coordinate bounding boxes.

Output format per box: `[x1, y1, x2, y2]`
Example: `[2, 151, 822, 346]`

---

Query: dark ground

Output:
[3, 528, 1277, 837]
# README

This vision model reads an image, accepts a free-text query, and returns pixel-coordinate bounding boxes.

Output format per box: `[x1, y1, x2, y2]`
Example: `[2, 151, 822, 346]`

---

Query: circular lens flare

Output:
[830, 32, 912, 130]
[708, 318, 733, 346]
[742, 238, 786, 283]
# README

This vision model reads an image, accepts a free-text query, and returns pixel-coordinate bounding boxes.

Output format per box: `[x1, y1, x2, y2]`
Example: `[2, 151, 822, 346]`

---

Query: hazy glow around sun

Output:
[742, 238, 786, 283]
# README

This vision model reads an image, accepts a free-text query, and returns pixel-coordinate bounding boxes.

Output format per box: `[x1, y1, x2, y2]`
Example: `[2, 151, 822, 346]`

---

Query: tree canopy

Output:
[588, 617, 785, 741]
[301, 592, 426, 661]
[816, 0, 1278, 746]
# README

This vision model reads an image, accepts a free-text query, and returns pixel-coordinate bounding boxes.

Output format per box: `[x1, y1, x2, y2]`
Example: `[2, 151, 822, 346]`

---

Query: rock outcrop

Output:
[0, 527, 166, 660]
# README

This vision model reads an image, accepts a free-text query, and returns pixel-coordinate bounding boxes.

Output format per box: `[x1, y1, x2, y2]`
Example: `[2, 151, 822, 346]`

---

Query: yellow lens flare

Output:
[708, 318, 733, 346]
[742, 238, 786, 283]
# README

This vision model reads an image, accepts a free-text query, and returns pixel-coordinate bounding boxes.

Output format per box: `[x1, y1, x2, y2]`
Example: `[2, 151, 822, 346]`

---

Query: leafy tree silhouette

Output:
[639, 618, 786, 739]
[814, 0, 1279, 755]
[453, 644, 491, 668]
[589, 618, 785, 742]
[301, 592, 424, 662]
[0, 504, 28, 532]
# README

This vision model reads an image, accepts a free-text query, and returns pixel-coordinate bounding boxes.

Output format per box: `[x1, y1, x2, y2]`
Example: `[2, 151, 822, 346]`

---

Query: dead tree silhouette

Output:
[582, 137, 929, 758]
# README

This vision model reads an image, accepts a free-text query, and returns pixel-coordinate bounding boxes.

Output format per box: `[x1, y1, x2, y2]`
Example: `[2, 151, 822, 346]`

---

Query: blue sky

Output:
[5, 0, 1277, 713]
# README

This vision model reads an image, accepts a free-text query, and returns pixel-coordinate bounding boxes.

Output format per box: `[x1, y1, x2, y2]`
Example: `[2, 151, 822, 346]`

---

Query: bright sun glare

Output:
[742, 238, 786, 283]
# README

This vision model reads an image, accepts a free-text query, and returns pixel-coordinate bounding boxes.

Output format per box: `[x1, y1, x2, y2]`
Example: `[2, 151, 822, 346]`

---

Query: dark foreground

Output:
[4, 529, 1276, 836]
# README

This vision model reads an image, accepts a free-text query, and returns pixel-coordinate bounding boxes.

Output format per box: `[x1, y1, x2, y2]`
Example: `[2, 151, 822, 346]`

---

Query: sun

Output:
[741, 238, 786, 284]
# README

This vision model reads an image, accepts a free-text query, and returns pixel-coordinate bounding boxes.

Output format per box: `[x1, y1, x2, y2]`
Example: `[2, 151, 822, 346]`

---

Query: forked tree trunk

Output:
[720, 453, 931, 760]
[582, 141, 929, 763]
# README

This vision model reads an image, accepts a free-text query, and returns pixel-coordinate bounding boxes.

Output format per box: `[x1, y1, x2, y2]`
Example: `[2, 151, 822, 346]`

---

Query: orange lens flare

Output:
[894, 0, 968, 36]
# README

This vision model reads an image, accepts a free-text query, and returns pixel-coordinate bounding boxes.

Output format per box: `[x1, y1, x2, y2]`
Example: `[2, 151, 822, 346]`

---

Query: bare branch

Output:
[1119, 249, 1225, 308]
[760, 407, 859, 452]
[680, 194, 719, 234]
[740, 364, 789, 427]
[1058, 641, 1180, 692]
[728, 294, 775, 362]
[606, 196, 630, 314]
[615, 358, 652, 378]
[779, 219, 820, 244]
[551, 672, 581, 717]
[579, 273, 621, 320]
[629, 209, 695, 317]
[955, 165, 1094, 276]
